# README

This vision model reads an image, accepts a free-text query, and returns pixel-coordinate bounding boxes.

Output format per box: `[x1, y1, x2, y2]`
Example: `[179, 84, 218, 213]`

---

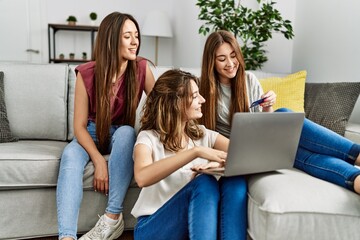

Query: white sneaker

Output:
[79, 214, 124, 240]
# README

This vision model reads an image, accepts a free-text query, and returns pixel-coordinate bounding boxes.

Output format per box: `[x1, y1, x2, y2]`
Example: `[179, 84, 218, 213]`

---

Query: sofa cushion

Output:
[247, 168, 360, 240]
[305, 82, 360, 136]
[259, 70, 307, 112]
[344, 122, 360, 144]
[0, 71, 18, 143]
[0, 141, 138, 190]
[0, 140, 67, 189]
[0, 63, 69, 140]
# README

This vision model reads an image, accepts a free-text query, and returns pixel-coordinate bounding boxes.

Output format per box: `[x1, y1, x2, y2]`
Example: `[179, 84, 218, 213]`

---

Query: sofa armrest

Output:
[349, 97, 360, 124]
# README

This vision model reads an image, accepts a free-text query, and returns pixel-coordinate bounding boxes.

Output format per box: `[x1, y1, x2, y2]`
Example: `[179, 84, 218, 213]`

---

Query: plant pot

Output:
[68, 21, 76, 26]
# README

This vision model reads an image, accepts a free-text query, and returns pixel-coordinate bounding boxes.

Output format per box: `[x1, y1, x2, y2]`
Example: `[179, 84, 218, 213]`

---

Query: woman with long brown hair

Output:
[199, 30, 360, 214]
[199, 30, 276, 136]
[56, 12, 155, 240]
[131, 69, 247, 240]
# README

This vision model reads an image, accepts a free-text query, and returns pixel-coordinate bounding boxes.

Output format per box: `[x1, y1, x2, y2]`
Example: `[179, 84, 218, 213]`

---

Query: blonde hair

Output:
[140, 69, 204, 152]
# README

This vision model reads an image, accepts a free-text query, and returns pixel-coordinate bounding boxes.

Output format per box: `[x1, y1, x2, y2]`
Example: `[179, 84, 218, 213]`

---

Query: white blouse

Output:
[131, 125, 219, 218]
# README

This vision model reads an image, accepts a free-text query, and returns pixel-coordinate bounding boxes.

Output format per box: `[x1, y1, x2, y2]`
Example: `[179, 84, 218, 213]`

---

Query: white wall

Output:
[44, 0, 174, 66]
[7, 0, 360, 80]
[293, 0, 360, 83]
[0, 0, 296, 72]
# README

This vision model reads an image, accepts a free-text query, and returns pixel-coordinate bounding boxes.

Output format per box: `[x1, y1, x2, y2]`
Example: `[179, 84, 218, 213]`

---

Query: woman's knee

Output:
[220, 176, 247, 196]
[193, 174, 220, 197]
[60, 141, 88, 170]
[112, 125, 136, 143]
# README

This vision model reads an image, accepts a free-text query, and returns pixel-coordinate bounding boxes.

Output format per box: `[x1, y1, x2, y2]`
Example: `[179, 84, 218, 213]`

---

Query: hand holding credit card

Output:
[250, 97, 267, 108]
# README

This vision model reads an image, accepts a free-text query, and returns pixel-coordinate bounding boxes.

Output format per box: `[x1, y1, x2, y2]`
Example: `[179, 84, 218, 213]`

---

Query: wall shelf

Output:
[47, 23, 99, 63]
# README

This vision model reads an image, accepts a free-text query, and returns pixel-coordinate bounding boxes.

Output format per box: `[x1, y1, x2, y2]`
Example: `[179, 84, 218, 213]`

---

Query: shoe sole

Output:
[108, 219, 125, 240]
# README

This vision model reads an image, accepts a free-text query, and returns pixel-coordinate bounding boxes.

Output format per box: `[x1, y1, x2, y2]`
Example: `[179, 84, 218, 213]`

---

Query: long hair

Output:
[140, 69, 204, 152]
[199, 30, 249, 130]
[93, 12, 141, 153]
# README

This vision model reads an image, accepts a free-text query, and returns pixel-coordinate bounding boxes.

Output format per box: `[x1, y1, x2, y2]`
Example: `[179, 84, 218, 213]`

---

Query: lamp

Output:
[142, 11, 173, 65]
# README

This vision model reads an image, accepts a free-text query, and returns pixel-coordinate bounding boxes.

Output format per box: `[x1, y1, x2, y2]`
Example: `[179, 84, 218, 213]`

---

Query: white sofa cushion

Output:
[0, 63, 69, 140]
[345, 122, 360, 144]
[0, 140, 66, 189]
[247, 168, 360, 240]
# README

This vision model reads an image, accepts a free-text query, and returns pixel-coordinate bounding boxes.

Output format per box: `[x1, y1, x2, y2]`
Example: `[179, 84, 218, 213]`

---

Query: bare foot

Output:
[356, 153, 360, 166]
[354, 175, 360, 194]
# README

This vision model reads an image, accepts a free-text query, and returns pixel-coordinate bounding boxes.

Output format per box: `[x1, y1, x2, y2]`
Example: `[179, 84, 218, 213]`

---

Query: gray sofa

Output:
[0, 63, 360, 240]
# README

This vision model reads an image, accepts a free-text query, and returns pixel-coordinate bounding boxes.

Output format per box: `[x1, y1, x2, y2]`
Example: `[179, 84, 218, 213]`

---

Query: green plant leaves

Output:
[197, 0, 294, 70]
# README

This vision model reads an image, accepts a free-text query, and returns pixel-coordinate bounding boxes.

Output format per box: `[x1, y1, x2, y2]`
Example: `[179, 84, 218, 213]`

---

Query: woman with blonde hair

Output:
[131, 69, 248, 240]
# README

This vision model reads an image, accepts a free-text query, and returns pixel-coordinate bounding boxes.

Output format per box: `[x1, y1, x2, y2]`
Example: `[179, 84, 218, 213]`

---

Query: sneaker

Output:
[79, 214, 124, 240]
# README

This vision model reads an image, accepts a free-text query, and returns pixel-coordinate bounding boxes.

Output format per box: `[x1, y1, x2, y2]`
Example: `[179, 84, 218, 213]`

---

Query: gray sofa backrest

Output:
[0, 63, 69, 141]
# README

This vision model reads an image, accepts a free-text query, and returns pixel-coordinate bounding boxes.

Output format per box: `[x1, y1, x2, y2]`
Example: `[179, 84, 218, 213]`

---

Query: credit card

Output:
[250, 97, 266, 108]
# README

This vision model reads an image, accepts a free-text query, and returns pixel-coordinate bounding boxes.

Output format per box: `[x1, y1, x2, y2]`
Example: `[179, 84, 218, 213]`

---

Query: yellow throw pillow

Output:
[259, 70, 307, 112]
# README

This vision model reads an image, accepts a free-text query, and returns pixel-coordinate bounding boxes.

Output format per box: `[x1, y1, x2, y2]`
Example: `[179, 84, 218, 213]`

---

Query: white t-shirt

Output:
[131, 125, 219, 218]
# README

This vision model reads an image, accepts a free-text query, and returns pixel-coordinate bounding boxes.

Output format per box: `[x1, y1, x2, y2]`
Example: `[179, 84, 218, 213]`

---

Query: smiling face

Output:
[214, 42, 239, 85]
[185, 80, 206, 121]
[120, 19, 139, 61]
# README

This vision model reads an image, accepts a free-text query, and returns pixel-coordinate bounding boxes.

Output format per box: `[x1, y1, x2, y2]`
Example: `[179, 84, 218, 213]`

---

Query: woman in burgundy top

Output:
[56, 12, 155, 240]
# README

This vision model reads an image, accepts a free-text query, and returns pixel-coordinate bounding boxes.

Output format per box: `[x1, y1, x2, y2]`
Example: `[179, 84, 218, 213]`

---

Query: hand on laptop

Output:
[191, 161, 225, 172]
[191, 161, 225, 179]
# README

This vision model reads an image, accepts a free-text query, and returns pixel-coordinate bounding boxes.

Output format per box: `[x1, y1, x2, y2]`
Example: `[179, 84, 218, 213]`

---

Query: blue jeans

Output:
[134, 174, 248, 240]
[276, 108, 360, 191]
[57, 121, 136, 240]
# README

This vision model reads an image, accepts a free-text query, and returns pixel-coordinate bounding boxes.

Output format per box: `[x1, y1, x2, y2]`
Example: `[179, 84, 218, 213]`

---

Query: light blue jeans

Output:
[57, 121, 135, 240]
[276, 108, 360, 191]
[134, 174, 248, 240]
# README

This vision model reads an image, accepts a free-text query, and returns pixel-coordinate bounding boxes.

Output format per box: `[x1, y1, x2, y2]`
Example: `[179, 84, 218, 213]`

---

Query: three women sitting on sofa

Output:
[56, 11, 360, 240]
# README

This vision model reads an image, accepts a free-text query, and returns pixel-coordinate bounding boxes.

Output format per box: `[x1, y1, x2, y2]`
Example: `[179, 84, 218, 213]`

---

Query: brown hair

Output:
[140, 69, 204, 152]
[199, 30, 249, 130]
[93, 12, 141, 153]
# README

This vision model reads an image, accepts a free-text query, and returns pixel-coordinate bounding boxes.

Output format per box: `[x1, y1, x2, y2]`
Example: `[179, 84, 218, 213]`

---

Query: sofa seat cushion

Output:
[0, 140, 67, 189]
[247, 168, 360, 240]
[0, 140, 138, 190]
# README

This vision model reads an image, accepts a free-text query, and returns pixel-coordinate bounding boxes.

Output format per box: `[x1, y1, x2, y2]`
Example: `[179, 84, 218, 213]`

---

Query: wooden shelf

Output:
[50, 58, 90, 63]
[48, 23, 98, 63]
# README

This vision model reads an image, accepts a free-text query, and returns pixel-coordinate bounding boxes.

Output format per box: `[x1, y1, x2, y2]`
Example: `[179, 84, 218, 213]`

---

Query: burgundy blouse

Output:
[75, 57, 147, 125]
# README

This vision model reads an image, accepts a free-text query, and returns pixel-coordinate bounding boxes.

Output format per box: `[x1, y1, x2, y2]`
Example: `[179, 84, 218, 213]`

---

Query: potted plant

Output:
[197, 0, 294, 70]
[89, 12, 97, 25]
[66, 15, 77, 26]
[59, 53, 65, 60]
[69, 53, 75, 60]
[82, 52, 87, 60]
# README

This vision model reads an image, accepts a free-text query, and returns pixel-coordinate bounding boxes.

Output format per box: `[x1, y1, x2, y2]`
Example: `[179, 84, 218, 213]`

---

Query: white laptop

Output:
[198, 112, 304, 176]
